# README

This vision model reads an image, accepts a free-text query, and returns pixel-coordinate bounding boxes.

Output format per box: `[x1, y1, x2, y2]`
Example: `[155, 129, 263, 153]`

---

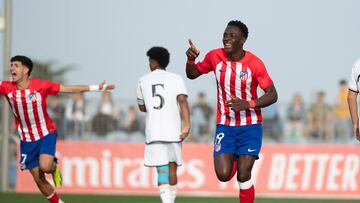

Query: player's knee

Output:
[215, 166, 231, 182]
[237, 172, 251, 182]
[216, 169, 231, 182]
[218, 175, 230, 182]
[157, 165, 169, 185]
[39, 162, 54, 173]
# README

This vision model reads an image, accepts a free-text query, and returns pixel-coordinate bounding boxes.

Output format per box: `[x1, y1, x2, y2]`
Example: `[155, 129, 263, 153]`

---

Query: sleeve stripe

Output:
[349, 88, 359, 93]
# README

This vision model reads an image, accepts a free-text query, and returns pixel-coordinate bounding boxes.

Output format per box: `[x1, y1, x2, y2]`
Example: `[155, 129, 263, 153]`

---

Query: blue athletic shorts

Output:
[213, 124, 262, 159]
[19, 132, 58, 170]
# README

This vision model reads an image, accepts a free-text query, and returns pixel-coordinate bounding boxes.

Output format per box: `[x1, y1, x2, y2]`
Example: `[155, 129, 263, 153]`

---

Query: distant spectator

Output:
[334, 79, 351, 143]
[191, 92, 214, 139]
[284, 92, 306, 143]
[92, 92, 119, 136]
[306, 91, 333, 142]
[65, 92, 88, 138]
[48, 98, 66, 139]
[262, 104, 282, 142]
[98, 92, 120, 121]
[121, 105, 142, 134]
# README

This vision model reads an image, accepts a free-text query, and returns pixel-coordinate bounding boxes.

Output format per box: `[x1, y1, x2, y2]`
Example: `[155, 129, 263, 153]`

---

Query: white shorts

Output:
[144, 142, 182, 167]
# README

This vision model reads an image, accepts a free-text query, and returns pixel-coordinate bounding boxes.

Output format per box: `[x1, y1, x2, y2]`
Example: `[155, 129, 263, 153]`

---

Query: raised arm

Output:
[177, 94, 190, 140]
[348, 89, 360, 141]
[60, 81, 115, 93]
[185, 39, 202, 79]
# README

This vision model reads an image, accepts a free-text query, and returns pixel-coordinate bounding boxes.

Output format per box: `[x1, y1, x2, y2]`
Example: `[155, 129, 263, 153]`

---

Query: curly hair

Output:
[227, 20, 249, 39]
[146, 47, 170, 69]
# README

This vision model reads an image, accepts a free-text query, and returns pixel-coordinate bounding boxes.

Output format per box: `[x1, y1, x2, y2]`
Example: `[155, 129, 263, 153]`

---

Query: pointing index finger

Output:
[188, 38, 199, 54]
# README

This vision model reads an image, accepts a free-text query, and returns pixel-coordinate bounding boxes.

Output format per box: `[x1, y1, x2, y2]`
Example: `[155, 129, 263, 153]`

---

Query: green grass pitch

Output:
[0, 192, 359, 203]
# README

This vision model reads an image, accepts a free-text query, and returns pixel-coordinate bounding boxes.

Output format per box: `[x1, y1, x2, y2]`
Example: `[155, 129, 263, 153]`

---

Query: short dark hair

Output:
[10, 55, 33, 76]
[339, 79, 347, 85]
[227, 20, 249, 39]
[146, 47, 170, 69]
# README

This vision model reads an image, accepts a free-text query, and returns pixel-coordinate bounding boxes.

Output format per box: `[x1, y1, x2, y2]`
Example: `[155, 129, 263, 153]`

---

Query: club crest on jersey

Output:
[215, 143, 221, 152]
[28, 92, 38, 102]
[20, 163, 26, 170]
[239, 71, 248, 81]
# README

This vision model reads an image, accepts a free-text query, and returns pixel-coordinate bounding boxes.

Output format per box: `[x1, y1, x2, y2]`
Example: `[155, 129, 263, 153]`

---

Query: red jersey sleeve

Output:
[0, 81, 12, 95]
[0, 81, 3, 95]
[251, 58, 274, 89]
[195, 51, 214, 74]
[43, 80, 61, 96]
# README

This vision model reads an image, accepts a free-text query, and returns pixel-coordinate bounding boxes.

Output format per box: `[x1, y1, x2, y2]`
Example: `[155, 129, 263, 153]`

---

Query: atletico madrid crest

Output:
[215, 143, 221, 152]
[239, 71, 248, 81]
[29, 93, 38, 102]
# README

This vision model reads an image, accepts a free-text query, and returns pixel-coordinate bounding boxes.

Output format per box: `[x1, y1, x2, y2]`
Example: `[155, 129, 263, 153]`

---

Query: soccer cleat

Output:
[52, 165, 63, 187]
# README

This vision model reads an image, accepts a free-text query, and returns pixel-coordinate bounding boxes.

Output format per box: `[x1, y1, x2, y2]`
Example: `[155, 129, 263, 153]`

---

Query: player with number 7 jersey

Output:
[0, 55, 115, 203]
[137, 47, 190, 203]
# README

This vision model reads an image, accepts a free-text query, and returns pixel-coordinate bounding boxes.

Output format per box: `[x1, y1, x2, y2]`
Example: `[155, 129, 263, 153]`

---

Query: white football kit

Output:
[349, 58, 360, 92]
[137, 69, 188, 166]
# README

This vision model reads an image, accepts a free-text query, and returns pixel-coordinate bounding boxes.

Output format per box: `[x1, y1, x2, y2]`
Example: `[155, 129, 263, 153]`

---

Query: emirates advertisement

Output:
[16, 142, 360, 199]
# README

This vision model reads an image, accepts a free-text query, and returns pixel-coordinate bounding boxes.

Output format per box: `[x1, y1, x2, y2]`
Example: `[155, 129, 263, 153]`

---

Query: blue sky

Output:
[1, 0, 360, 104]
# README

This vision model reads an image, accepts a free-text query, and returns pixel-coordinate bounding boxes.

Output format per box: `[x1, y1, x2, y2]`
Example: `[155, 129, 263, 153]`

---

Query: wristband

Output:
[187, 60, 195, 65]
[248, 100, 256, 108]
[89, 85, 107, 91]
[89, 85, 99, 91]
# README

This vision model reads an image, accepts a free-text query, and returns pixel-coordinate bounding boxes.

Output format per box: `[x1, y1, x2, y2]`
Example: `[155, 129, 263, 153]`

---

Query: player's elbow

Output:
[271, 92, 278, 104]
[268, 86, 278, 104]
[186, 66, 202, 79]
[186, 72, 198, 80]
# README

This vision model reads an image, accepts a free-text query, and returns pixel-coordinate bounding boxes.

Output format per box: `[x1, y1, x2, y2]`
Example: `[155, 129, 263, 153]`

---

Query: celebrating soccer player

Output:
[137, 47, 190, 203]
[0, 55, 115, 203]
[185, 20, 278, 203]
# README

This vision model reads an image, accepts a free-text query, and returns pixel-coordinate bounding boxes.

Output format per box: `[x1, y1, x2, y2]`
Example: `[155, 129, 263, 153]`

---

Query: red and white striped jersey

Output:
[0, 78, 60, 142]
[196, 49, 273, 126]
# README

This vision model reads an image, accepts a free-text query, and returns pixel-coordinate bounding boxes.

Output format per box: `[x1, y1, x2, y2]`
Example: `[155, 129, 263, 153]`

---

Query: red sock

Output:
[229, 160, 238, 180]
[239, 185, 254, 203]
[47, 192, 60, 203]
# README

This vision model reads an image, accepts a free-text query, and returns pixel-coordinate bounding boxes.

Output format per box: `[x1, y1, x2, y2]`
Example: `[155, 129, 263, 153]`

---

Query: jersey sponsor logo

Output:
[219, 67, 226, 72]
[239, 71, 248, 81]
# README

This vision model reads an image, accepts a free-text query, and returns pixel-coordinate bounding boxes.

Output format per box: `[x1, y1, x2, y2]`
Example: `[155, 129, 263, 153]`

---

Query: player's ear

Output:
[23, 67, 29, 75]
[240, 37, 246, 44]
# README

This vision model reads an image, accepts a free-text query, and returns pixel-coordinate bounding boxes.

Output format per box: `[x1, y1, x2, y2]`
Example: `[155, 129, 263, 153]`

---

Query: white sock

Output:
[238, 179, 253, 189]
[159, 184, 171, 203]
[170, 185, 177, 203]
